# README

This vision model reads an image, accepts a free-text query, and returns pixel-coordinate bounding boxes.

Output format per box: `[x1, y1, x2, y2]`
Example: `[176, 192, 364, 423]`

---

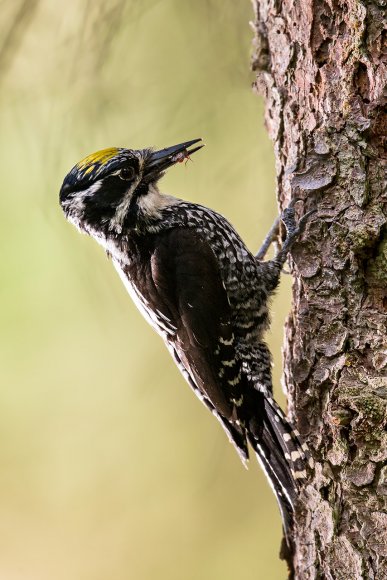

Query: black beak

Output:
[146, 138, 204, 174]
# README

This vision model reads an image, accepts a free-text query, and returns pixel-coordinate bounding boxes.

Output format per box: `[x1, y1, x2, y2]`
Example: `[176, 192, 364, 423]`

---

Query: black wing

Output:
[150, 229, 243, 414]
[149, 227, 249, 459]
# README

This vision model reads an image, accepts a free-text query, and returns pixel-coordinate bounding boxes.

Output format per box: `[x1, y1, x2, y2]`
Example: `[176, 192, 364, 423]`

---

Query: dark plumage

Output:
[59, 139, 312, 541]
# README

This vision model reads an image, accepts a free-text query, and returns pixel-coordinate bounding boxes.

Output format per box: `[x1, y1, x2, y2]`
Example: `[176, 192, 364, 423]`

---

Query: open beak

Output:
[146, 138, 204, 174]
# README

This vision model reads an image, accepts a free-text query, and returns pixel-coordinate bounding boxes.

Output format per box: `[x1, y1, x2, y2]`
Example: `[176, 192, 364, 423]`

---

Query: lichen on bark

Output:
[251, 0, 387, 577]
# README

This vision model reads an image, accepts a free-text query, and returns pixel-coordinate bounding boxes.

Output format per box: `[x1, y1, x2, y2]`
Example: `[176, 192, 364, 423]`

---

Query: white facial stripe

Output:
[78, 181, 103, 198]
[65, 156, 182, 235]
[62, 180, 102, 211]
[62, 180, 103, 230]
[108, 151, 146, 233]
[109, 176, 142, 233]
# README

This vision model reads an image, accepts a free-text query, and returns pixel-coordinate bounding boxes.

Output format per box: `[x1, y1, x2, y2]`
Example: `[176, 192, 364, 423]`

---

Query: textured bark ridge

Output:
[252, 1, 386, 577]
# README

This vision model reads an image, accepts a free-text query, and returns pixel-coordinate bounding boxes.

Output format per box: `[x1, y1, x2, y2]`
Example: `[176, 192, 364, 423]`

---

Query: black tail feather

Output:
[247, 392, 313, 544]
[247, 428, 295, 541]
[263, 395, 314, 480]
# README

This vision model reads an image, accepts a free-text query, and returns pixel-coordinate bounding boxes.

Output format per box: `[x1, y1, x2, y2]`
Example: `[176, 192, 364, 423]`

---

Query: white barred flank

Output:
[221, 358, 237, 367]
[219, 335, 234, 346]
[232, 395, 244, 407]
[227, 372, 241, 387]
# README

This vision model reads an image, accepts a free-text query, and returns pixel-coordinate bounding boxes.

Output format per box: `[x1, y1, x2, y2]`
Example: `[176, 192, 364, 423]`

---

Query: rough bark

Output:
[251, 0, 386, 578]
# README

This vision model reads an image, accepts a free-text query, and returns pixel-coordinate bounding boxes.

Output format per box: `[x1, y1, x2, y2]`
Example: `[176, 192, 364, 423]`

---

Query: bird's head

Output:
[59, 139, 203, 235]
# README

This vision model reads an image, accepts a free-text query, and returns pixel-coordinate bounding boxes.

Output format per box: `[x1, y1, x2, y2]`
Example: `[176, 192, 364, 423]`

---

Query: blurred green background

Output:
[0, 1, 291, 579]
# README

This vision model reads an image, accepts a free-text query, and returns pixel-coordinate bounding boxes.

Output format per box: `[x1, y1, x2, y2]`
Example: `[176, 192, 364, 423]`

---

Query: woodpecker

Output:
[59, 138, 312, 539]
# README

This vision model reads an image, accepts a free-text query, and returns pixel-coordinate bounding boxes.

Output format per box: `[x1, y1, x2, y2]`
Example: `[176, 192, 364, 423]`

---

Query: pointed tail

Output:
[247, 393, 313, 542]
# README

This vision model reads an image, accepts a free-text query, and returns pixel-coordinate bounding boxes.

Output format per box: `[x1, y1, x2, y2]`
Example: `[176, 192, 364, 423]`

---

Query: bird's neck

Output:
[135, 184, 181, 226]
[86, 185, 185, 264]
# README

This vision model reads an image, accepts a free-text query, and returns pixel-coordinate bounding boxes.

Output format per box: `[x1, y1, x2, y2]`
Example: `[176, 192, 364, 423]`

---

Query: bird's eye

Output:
[119, 167, 135, 180]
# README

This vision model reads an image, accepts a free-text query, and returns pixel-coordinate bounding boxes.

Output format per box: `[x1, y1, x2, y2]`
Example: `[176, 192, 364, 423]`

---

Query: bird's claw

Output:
[297, 208, 317, 229]
[277, 206, 316, 260]
[255, 204, 316, 263]
[280, 207, 297, 237]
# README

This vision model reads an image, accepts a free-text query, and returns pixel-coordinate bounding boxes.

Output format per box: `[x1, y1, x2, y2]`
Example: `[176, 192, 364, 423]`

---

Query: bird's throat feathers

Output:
[109, 182, 182, 233]
[136, 184, 181, 226]
[83, 184, 182, 264]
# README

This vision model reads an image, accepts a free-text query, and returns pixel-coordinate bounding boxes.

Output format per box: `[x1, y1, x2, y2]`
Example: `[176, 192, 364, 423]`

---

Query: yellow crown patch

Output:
[77, 147, 120, 172]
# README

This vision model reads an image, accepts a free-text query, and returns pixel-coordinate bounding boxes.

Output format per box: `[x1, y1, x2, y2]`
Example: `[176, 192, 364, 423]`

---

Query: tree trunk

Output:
[251, 0, 387, 577]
